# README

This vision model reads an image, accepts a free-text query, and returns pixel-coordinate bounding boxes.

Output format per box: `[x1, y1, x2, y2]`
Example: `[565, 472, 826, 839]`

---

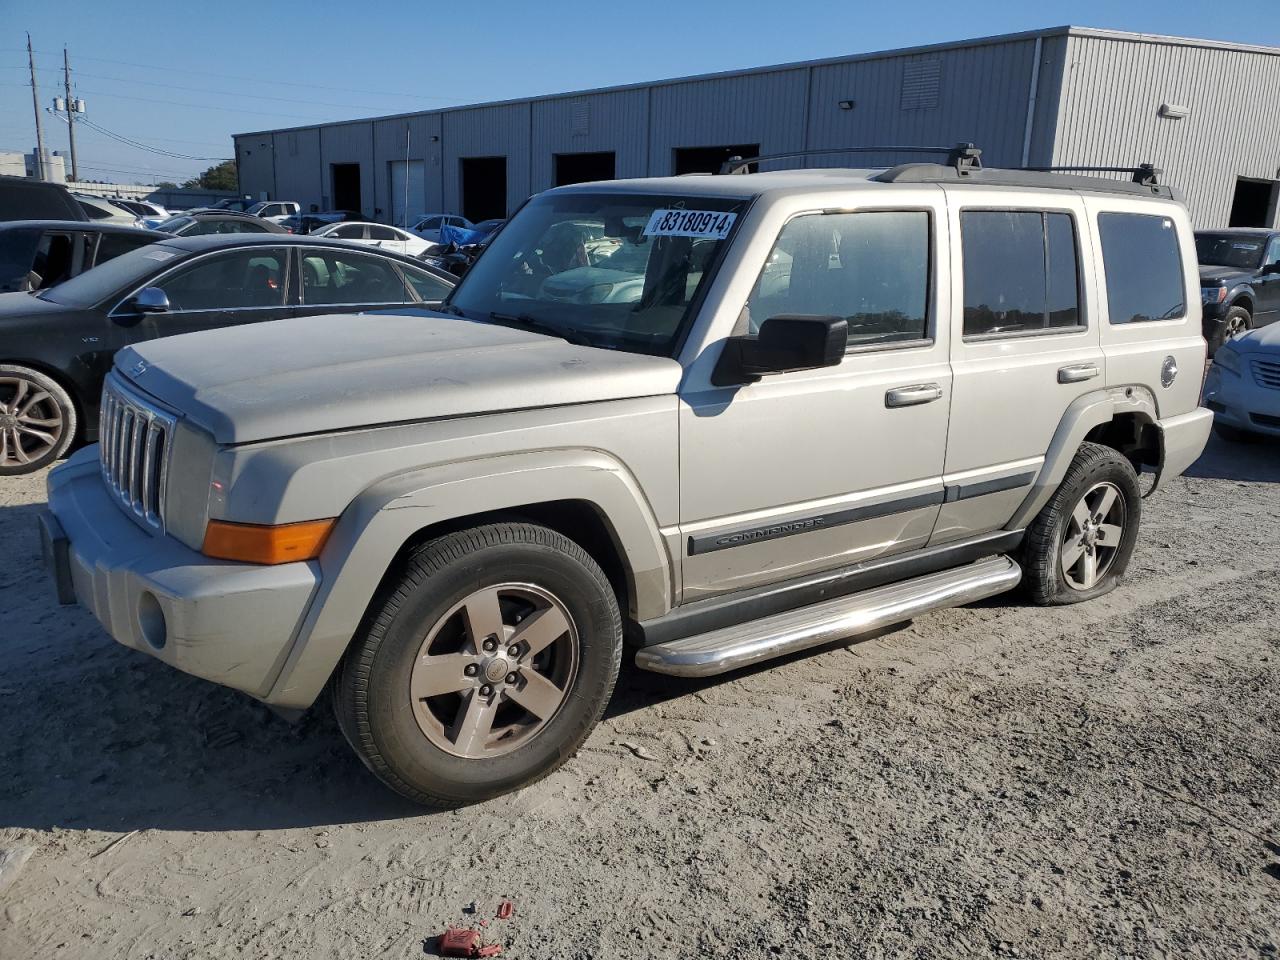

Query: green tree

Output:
[184, 160, 238, 192]
[154, 181, 178, 190]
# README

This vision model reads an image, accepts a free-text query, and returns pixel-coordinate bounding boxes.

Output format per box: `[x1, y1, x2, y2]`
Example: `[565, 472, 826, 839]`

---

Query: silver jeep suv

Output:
[40, 153, 1213, 806]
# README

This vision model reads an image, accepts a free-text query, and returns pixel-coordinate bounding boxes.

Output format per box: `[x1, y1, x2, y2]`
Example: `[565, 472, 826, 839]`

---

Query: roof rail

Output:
[719, 142, 982, 176]
[1020, 163, 1162, 186]
[873, 162, 1175, 199]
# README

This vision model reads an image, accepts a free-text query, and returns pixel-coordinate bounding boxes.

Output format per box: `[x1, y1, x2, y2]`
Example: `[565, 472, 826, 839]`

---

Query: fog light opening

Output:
[138, 591, 167, 650]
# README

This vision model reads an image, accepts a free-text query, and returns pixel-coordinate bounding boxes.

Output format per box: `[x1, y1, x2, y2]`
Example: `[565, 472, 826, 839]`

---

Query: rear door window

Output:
[299, 249, 411, 305]
[1097, 212, 1186, 323]
[368, 225, 397, 241]
[0, 229, 40, 292]
[961, 211, 1082, 337]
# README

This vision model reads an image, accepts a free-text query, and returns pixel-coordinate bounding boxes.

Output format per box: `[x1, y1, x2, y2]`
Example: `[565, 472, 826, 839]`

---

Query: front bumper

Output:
[1203, 359, 1280, 438]
[42, 449, 322, 700]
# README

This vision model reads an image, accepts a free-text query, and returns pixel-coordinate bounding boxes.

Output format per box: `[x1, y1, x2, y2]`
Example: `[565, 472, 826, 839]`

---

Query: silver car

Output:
[1203, 324, 1280, 440]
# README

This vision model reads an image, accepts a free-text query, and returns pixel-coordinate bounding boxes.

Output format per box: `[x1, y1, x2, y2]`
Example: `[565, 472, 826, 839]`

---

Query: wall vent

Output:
[900, 59, 942, 110]
[571, 99, 590, 137]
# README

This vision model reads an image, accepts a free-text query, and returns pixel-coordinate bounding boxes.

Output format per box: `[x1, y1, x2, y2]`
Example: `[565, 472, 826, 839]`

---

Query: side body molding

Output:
[265, 449, 673, 710]
[1006, 386, 1157, 531]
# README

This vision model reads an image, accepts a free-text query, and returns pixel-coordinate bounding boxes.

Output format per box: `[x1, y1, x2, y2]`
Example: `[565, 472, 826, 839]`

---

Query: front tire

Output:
[1207, 306, 1251, 356]
[0, 365, 77, 476]
[332, 522, 622, 807]
[1022, 443, 1141, 606]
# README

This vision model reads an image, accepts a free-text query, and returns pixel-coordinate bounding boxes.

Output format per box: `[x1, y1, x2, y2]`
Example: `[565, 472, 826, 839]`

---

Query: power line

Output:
[79, 118, 230, 161]
[0, 81, 335, 121]
[0, 47, 459, 102]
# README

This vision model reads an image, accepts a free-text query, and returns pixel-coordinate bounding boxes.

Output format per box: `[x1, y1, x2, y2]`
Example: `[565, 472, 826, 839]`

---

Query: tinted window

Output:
[961, 211, 1081, 337]
[0, 229, 40, 292]
[418, 216, 442, 230]
[39, 243, 178, 307]
[300, 250, 410, 304]
[78, 199, 114, 221]
[368, 225, 397, 241]
[96, 231, 154, 265]
[746, 210, 930, 345]
[1264, 237, 1280, 269]
[1195, 233, 1264, 271]
[402, 264, 453, 301]
[156, 249, 287, 310]
[1097, 213, 1185, 324]
[331, 224, 364, 239]
[32, 233, 77, 288]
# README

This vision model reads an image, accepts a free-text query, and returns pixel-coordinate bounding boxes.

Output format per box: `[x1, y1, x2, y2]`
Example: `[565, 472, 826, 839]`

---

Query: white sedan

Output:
[311, 221, 433, 257]
[409, 213, 473, 244]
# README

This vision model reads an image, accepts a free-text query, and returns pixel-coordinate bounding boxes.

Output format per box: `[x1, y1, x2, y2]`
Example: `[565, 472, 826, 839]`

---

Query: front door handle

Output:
[1058, 363, 1100, 384]
[885, 383, 943, 408]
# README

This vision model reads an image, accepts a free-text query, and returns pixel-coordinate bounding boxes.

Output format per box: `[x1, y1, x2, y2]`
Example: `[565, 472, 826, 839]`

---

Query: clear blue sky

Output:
[1, 0, 1275, 185]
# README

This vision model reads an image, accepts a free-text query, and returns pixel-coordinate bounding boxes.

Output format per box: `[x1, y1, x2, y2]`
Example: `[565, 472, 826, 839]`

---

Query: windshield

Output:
[447, 192, 749, 356]
[1196, 233, 1264, 271]
[155, 215, 194, 234]
[38, 242, 178, 308]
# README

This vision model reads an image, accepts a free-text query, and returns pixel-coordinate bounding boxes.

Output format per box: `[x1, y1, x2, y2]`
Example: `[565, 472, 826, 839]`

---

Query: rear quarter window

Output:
[1097, 212, 1186, 324]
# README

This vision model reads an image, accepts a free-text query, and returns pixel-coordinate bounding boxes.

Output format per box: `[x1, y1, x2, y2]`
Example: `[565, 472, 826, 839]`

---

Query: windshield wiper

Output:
[487, 311, 593, 347]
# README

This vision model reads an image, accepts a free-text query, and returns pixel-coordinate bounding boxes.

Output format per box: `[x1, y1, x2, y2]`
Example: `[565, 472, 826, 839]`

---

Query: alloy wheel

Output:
[1060, 481, 1126, 591]
[0, 376, 63, 469]
[409, 583, 579, 759]
[1225, 314, 1249, 340]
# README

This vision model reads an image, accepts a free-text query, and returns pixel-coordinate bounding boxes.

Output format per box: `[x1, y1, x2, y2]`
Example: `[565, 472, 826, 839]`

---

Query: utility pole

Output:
[27, 33, 46, 180]
[63, 47, 78, 181]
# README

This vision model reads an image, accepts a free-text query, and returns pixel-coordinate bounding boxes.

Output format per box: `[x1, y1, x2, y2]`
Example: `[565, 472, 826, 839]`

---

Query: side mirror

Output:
[712, 315, 848, 387]
[1263, 262, 1280, 276]
[126, 287, 170, 314]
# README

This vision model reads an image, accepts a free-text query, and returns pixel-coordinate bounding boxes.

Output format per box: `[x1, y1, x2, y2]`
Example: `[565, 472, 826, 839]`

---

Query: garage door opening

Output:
[1228, 177, 1279, 227]
[331, 163, 362, 213]
[554, 151, 616, 186]
[460, 156, 507, 223]
[673, 144, 760, 175]
[389, 159, 425, 227]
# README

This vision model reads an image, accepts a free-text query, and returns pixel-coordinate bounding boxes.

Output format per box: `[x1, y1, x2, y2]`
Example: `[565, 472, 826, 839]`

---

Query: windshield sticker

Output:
[643, 209, 737, 240]
[143, 250, 177, 261]
[1232, 242, 1261, 251]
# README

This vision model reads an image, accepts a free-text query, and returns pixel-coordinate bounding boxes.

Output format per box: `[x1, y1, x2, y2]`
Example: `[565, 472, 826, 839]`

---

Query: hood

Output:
[1198, 264, 1254, 285]
[117, 311, 682, 444]
[1231, 321, 1280, 353]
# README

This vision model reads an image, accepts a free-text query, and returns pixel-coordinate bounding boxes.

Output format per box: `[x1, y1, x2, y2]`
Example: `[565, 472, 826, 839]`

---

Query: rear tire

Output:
[332, 522, 622, 807]
[1207, 306, 1251, 356]
[0, 365, 77, 476]
[1022, 443, 1141, 606]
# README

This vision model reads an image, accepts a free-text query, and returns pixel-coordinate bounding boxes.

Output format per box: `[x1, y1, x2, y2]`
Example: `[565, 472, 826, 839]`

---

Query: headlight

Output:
[1214, 347, 1241, 377]
[1201, 286, 1227, 305]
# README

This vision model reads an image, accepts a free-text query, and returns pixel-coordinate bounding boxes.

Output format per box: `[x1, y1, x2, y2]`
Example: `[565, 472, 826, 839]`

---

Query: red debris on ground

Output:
[476, 945, 503, 958]
[496, 901, 514, 920]
[438, 928, 481, 957]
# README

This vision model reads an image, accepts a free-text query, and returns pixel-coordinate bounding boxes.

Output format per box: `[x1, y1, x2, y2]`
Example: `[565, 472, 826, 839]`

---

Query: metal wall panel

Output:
[648, 69, 809, 175]
[372, 113, 444, 221]
[234, 134, 275, 200]
[318, 120, 375, 215]
[441, 102, 532, 217]
[806, 38, 1039, 169]
[271, 128, 322, 210]
[1053, 34, 1280, 227]
[530, 88, 649, 189]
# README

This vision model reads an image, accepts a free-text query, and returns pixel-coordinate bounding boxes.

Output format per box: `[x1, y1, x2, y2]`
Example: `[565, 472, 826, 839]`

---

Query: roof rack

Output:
[719, 142, 982, 176]
[873, 162, 1175, 199]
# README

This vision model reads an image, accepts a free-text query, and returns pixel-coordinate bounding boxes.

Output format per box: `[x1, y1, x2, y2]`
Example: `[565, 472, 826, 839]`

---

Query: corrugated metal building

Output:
[233, 26, 1280, 229]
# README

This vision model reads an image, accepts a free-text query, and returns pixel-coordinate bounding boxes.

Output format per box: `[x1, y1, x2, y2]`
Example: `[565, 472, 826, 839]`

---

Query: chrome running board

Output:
[634, 556, 1021, 678]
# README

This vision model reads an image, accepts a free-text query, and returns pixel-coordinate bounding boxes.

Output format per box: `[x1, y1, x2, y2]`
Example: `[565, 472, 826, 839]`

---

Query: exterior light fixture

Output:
[838, 100, 855, 110]
[1158, 103, 1190, 120]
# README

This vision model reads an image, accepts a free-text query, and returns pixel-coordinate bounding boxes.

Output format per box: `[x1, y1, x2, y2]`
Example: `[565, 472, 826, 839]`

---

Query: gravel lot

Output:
[1, 437, 1278, 960]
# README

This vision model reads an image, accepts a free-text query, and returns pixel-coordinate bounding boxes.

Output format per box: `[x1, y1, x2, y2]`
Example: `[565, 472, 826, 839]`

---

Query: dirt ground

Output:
[1, 436, 1278, 960]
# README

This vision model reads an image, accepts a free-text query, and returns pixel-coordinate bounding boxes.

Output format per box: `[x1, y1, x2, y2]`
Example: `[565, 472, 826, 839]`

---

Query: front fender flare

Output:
[263, 449, 672, 710]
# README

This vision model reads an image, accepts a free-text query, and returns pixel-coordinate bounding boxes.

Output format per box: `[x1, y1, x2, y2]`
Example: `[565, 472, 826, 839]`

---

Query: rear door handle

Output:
[885, 383, 943, 408]
[1058, 363, 1100, 384]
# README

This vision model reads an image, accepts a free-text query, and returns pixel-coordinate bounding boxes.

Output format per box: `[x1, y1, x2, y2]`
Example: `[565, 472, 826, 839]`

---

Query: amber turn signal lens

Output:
[202, 518, 335, 565]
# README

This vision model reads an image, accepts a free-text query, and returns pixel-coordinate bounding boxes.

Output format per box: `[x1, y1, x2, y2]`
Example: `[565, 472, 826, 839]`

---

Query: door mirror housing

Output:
[712, 315, 848, 386]
[126, 286, 170, 314]
[1263, 261, 1280, 276]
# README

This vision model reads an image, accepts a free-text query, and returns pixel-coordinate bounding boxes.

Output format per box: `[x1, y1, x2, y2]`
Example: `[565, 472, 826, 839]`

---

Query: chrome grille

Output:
[1253, 358, 1280, 391]
[99, 375, 175, 531]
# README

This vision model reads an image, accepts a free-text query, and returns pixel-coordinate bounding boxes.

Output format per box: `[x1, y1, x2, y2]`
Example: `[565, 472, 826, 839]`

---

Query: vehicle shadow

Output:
[1183, 430, 1280, 482]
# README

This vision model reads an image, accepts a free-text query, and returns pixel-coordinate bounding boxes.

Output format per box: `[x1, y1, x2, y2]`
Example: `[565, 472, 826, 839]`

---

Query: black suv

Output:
[1196, 228, 1280, 354]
